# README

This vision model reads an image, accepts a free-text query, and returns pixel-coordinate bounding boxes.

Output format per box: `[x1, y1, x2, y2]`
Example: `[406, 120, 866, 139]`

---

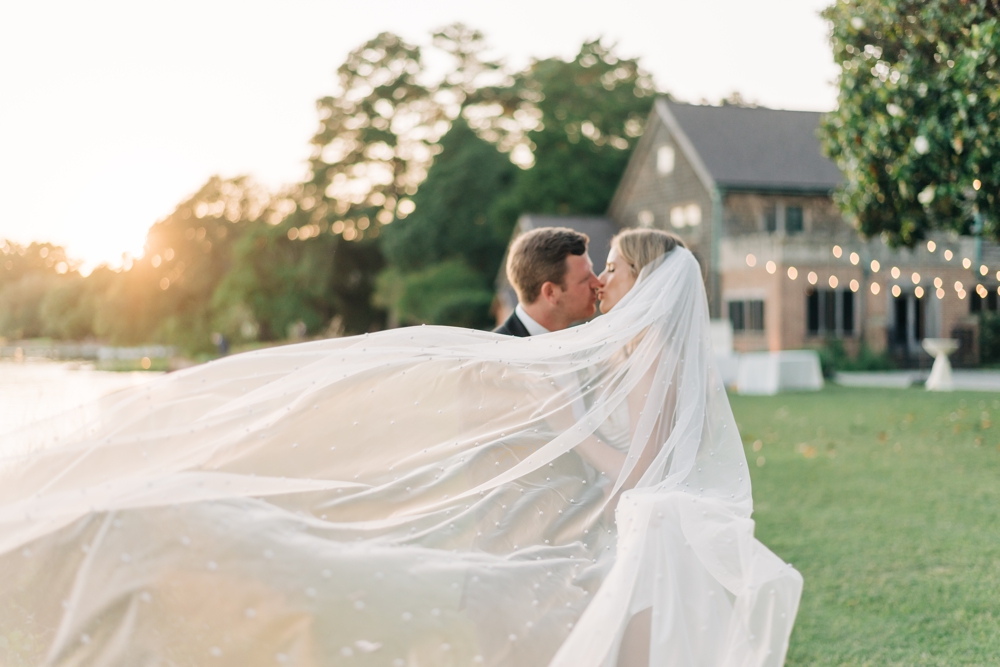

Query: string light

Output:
[911, 272, 920, 284]
[980, 265, 989, 276]
[850, 252, 860, 265]
[829, 276, 839, 288]
[787, 266, 798, 280]
[927, 240, 937, 252]
[870, 260, 881, 272]
[934, 277, 943, 288]
[891, 267, 901, 279]
[891, 285, 901, 297]
[765, 261, 776, 274]
[936, 288, 945, 299]
[944, 249, 954, 261]
[977, 284, 989, 298]
[832, 245, 843, 258]
[807, 271, 818, 285]
[746, 254, 756, 267]
[849, 279, 859, 292]
[963, 258, 972, 269]
[870, 283, 881, 295]
[915, 286, 925, 298]
[954, 281, 964, 292]
[974, 179, 982, 190]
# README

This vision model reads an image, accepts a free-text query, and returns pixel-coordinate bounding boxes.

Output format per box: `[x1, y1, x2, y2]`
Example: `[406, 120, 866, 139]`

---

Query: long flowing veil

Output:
[0, 247, 801, 666]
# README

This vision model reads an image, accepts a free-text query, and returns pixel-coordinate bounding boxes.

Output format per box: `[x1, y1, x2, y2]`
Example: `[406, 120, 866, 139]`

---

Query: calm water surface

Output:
[1, 361, 160, 449]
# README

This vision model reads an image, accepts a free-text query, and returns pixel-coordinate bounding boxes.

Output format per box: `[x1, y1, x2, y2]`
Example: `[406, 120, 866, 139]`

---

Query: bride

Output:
[0, 229, 801, 666]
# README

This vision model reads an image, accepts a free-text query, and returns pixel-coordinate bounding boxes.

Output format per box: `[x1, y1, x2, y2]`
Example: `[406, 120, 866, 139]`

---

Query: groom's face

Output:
[554, 253, 601, 321]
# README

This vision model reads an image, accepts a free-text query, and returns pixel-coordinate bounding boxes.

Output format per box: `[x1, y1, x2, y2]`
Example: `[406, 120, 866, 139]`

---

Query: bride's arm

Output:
[574, 435, 625, 479]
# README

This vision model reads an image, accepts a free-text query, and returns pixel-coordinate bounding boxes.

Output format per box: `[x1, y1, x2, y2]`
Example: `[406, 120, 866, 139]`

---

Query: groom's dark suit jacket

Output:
[493, 311, 531, 337]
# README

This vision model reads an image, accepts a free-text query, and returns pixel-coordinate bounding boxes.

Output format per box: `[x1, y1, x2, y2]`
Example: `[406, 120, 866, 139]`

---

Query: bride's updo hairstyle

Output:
[612, 228, 685, 278]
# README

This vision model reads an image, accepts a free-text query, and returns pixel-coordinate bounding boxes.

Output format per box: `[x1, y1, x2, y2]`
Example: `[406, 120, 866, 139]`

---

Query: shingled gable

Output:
[658, 99, 843, 194]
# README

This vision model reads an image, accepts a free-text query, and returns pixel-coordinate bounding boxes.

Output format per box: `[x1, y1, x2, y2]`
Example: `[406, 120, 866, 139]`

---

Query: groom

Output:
[494, 227, 602, 336]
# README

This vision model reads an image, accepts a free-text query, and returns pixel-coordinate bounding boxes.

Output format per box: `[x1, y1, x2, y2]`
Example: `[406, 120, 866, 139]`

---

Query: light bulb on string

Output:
[870, 260, 881, 272]
[832, 245, 843, 258]
[927, 240, 936, 252]
[850, 252, 859, 265]
[787, 266, 798, 280]
[870, 282, 881, 295]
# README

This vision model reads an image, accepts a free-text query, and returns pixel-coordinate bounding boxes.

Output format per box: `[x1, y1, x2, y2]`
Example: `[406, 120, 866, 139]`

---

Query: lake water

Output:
[0, 361, 160, 445]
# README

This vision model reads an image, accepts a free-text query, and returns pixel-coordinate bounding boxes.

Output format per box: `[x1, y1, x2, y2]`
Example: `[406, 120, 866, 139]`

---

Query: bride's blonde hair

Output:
[612, 228, 685, 278]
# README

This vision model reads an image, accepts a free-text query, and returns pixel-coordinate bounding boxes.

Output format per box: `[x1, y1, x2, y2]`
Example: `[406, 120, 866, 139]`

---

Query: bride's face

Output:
[597, 246, 637, 314]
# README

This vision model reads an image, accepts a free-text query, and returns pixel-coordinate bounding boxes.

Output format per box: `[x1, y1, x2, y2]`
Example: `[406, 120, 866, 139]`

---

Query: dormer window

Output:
[657, 145, 675, 175]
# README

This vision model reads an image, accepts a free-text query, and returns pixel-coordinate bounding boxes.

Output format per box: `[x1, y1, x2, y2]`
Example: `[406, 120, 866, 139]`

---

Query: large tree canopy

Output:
[820, 0, 1000, 246]
[376, 117, 515, 327]
[485, 40, 656, 228]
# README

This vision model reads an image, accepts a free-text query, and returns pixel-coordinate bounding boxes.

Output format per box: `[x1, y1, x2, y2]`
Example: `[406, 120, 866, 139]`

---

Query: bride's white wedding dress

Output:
[0, 247, 801, 666]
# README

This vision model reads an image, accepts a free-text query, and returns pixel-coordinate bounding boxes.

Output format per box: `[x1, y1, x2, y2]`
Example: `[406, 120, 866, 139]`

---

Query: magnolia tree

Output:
[820, 0, 1000, 245]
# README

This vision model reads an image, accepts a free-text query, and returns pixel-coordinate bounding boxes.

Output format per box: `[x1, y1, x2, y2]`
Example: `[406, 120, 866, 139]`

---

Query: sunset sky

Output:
[0, 0, 836, 273]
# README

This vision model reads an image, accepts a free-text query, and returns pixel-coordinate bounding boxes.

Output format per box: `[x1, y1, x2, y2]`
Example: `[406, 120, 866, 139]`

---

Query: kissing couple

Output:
[2, 227, 802, 666]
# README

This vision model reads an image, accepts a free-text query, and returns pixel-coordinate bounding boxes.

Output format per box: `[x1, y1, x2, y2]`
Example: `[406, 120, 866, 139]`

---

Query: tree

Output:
[820, 0, 1000, 246]
[93, 176, 267, 351]
[484, 40, 657, 232]
[0, 242, 81, 340]
[212, 207, 342, 341]
[376, 117, 515, 327]
[299, 32, 445, 331]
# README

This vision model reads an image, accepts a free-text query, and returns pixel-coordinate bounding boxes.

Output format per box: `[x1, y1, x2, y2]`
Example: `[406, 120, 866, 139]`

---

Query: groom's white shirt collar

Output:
[515, 304, 550, 336]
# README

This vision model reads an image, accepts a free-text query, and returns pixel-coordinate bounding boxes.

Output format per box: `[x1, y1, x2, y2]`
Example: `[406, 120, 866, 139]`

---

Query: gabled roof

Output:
[657, 99, 843, 193]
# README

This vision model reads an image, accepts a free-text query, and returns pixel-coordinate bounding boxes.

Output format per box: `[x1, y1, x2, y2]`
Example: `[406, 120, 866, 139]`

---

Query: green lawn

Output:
[729, 386, 1000, 666]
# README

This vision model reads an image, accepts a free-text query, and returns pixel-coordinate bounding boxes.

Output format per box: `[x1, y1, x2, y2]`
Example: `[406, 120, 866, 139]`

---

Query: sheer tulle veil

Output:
[0, 246, 801, 666]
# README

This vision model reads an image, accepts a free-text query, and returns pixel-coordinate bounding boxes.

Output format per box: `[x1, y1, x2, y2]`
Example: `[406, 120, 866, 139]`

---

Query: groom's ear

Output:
[538, 281, 560, 304]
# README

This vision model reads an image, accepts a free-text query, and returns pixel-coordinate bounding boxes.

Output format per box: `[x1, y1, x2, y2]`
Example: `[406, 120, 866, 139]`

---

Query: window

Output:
[729, 299, 764, 332]
[786, 206, 804, 233]
[765, 205, 778, 233]
[670, 203, 701, 228]
[657, 145, 675, 175]
[971, 288, 999, 313]
[806, 289, 855, 336]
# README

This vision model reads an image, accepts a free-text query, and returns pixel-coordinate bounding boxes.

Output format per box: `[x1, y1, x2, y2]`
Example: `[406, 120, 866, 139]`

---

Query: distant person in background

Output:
[211, 332, 229, 356]
[494, 227, 602, 336]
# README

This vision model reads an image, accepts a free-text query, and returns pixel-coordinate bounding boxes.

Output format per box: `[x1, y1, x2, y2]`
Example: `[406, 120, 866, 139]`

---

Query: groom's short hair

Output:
[507, 227, 589, 304]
